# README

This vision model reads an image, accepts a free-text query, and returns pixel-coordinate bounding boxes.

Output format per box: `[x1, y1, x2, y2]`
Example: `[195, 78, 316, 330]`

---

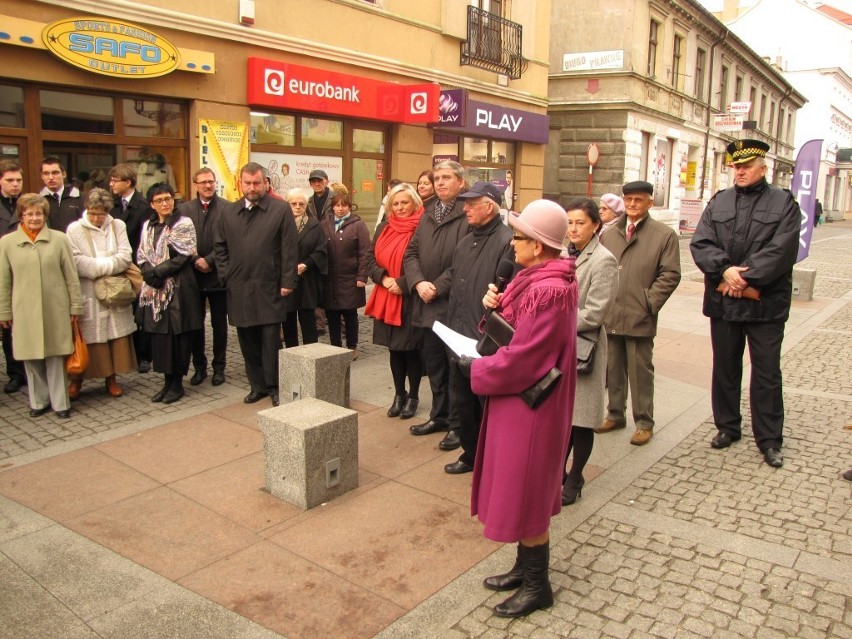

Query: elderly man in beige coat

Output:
[597, 181, 681, 446]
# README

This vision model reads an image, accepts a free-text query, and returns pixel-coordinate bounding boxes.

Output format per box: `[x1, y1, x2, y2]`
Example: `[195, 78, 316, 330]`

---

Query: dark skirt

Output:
[150, 331, 192, 375]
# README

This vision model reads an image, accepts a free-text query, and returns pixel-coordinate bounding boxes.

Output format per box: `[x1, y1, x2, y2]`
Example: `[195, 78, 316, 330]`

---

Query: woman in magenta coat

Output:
[470, 199, 577, 618]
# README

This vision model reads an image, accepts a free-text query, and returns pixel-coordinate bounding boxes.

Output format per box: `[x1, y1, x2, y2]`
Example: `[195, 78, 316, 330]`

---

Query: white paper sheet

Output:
[432, 321, 482, 359]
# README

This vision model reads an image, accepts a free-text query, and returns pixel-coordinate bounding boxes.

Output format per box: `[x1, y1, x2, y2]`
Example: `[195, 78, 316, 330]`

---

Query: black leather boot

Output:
[483, 544, 523, 591]
[494, 541, 553, 617]
[152, 375, 171, 403]
[387, 393, 407, 418]
[162, 374, 185, 404]
[399, 396, 419, 419]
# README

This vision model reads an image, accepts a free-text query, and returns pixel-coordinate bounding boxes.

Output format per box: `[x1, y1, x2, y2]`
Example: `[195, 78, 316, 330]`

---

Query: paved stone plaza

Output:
[1, 223, 850, 638]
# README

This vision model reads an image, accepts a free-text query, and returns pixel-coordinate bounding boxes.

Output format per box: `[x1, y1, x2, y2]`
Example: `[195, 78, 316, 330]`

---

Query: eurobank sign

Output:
[247, 57, 439, 124]
[42, 18, 180, 78]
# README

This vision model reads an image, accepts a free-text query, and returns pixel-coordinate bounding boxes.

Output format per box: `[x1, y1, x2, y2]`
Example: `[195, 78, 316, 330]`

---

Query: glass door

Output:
[0, 137, 27, 188]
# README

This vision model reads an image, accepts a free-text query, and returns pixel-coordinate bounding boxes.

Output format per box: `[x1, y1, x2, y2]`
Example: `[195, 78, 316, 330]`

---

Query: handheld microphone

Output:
[494, 259, 516, 295]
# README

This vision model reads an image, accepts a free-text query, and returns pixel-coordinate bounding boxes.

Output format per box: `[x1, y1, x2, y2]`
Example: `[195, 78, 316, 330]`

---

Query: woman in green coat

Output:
[0, 193, 83, 418]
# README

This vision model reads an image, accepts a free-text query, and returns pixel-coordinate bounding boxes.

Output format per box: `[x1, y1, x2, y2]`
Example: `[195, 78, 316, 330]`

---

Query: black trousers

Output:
[449, 359, 484, 466]
[326, 308, 359, 348]
[283, 309, 319, 348]
[421, 327, 450, 425]
[710, 318, 785, 451]
[2, 324, 25, 382]
[191, 289, 228, 372]
[237, 323, 281, 395]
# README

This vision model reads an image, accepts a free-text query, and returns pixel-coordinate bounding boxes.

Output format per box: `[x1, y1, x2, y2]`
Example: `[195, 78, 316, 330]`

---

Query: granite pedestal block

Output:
[258, 397, 359, 509]
[792, 267, 816, 302]
[279, 343, 351, 407]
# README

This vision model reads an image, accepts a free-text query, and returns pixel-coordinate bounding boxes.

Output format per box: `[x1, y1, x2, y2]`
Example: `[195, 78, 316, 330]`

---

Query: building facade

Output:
[545, 0, 805, 230]
[0, 0, 551, 224]
[718, 0, 852, 220]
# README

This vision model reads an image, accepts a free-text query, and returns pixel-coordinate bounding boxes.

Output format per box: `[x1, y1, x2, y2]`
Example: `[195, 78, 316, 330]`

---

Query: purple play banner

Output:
[791, 139, 822, 263]
[436, 90, 549, 144]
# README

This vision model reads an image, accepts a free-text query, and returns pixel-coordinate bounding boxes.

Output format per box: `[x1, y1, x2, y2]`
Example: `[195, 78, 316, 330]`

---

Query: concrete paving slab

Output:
[86, 581, 284, 639]
[0, 552, 82, 639]
[0, 494, 54, 543]
[0, 525, 171, 621]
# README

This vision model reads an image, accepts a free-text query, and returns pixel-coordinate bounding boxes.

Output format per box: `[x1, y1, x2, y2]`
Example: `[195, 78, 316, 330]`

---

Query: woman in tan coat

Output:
[0, 193, 83, 418]
[65, 188, 137, 399]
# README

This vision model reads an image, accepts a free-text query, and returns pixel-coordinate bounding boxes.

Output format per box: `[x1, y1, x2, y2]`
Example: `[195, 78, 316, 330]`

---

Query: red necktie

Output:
[201, 201, 209, 212]
[627, 223, 636, 240]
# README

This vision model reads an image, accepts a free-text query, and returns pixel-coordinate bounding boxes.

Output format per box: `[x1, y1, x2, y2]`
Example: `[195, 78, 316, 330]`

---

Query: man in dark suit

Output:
[178, 168, 230, 387]
[214, 162, 299, 406]
[109, 163, 154, 372]
[0, 161, 26, 393]
[38, 155, 82, 232]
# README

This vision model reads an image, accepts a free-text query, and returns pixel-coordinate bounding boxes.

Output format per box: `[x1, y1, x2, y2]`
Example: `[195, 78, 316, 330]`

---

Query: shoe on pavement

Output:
[409, 420, 449, 436]
[138, 360, 152, 374]
[244, 391, 269, 404]
[763, 448, 783, 468]
[271, 393, 280, 407]
[630, 428, 653, 446]
[54, 409, 72, 419]
[438, 429, 461, 451]
[105, 376, 123, 397]
[444, 459, 473, 474]
[711, 431, 740, 449]
[190, 369, 207, 385]
[842, 468, 852, 481]
[68, 379, 82, 400]
[29, 405, 51, 417]
[399, 396, 419, 419]
[4, 377, 26, 394]
[595, 418, 626, 434]
[211, 370, 226, 386]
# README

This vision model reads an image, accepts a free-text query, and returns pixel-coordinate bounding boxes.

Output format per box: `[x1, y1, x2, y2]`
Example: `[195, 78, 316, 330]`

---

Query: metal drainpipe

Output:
[700, 27, 729, 201]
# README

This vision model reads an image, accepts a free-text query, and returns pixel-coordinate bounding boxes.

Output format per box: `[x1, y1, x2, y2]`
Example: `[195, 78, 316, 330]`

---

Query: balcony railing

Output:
[460, 5, 527, 79]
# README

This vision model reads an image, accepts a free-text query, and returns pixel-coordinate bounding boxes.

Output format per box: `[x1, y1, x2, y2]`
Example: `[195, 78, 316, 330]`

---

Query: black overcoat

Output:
[286, 216, 327, 312]
[320, 213, 370, 310]
[178, 194, 230, 291]
[214, 194, 299, 327]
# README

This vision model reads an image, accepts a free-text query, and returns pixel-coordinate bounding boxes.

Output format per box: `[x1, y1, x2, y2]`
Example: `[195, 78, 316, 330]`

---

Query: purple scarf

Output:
[499, 257, 578, 327]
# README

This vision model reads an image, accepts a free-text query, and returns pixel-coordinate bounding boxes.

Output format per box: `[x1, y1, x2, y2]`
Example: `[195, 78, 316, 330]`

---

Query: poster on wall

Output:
[652, 139, 670, 208]
[251, 151, 343, 197]
[199, 119, 249, 201]
[678, 199, 704, 233]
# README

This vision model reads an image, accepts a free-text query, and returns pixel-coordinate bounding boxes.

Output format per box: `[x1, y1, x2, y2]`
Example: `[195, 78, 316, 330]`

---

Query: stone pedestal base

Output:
[279, 343, 351, 407]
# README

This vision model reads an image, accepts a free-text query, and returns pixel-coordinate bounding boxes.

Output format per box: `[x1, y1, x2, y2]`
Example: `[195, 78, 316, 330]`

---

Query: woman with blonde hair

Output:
[365, 182, 425, 419]
[65, 187, 137, 398]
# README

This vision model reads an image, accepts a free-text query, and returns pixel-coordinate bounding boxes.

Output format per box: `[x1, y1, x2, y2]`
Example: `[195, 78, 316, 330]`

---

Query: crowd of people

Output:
[0, 138, 810, 617]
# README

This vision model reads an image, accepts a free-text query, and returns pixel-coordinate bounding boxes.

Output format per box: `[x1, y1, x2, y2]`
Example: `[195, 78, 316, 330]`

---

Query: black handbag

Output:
[577, 332, 597, 376]
[475, 311, 562, 409]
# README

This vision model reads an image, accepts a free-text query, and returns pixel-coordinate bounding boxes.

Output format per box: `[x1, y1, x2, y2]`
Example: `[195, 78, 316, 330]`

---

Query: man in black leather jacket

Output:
[690, 140, 801, 468]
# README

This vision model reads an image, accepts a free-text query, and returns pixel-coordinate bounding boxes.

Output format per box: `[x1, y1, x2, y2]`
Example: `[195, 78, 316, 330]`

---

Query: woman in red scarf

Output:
[365, 183, 424, 420]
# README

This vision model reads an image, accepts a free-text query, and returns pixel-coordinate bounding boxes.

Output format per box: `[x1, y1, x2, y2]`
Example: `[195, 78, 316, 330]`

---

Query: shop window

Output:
[122, 100, 185, 138]
[119, 145, 187, 200]
[251, 112, 295, 146]
[463, 137, 490, 163]
[40, 90, 114, 134]
[432, 133, 460, 163]
[301, 118, 343, 150]
[353, 128, 384, 153]
[0, 85, 24, 128]
[491, 140, 514, 164]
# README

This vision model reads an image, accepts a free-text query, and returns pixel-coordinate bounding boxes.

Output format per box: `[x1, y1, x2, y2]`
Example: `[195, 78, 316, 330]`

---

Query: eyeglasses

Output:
[151, 196, 174, 206]
[109, 178, 128, 184]
[289, 201, 307, 207]
[195, 180, 216, 185]
[512, 235, 532, 242]
[22, 212, 45, 218]
[41, 170, 63, 177]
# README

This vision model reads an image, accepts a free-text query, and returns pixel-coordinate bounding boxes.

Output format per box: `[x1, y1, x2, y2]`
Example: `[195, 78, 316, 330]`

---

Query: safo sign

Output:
[42, 17, 180, 78]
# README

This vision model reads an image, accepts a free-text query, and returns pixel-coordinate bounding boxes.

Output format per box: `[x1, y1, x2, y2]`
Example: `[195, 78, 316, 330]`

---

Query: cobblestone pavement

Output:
[440, 222, 852, 639]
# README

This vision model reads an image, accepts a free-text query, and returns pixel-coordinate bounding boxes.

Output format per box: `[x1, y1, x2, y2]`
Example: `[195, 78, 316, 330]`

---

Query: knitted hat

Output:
[600, 193, 625, 214]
